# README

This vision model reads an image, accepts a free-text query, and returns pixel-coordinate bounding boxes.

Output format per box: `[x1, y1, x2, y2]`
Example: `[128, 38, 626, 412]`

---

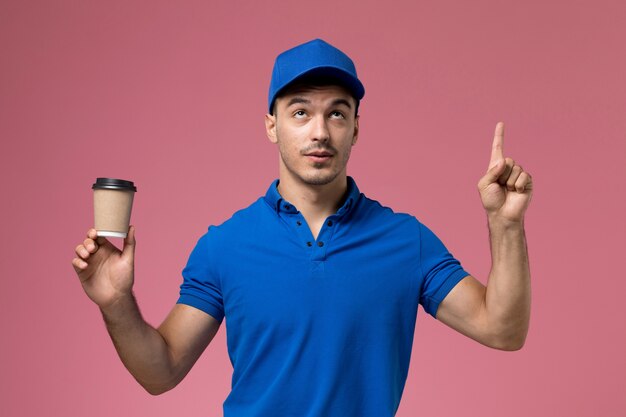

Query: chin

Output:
[300, 171, 341, 186]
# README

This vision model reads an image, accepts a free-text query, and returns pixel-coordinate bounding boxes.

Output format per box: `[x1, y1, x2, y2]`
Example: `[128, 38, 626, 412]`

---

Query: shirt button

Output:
[317, 241, 324, 247]
[327, 220, 333, 226]
[296, 221, 302, 226]
[306, 241, 312, 247]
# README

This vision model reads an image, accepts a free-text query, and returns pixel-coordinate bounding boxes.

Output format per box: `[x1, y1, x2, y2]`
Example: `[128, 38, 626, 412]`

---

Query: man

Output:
[72, 38, 532, 416]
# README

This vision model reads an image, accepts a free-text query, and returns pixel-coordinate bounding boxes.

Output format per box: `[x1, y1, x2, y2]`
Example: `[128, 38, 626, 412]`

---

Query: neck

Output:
[277, 174, 348, 222]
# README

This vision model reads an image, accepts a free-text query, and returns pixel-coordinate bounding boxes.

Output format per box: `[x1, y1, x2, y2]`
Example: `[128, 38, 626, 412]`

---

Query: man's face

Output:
[265, 84, 359, 187]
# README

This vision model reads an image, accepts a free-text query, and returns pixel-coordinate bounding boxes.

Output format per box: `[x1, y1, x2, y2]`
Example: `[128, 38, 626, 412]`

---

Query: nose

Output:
[310, 114, 330, 142]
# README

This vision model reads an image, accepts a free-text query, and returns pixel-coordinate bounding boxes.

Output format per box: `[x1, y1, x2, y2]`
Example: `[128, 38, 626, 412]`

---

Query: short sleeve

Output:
[417, 221, 470, 318]
[177, 227, 225, 322]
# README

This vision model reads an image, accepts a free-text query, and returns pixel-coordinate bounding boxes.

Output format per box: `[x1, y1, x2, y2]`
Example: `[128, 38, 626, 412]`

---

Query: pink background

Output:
[1, 1, 625, 416]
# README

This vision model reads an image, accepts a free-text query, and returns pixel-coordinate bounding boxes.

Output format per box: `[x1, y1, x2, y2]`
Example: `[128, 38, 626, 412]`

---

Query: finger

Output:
[506, 165, 523, 191]
[72, 257, 88, 272]
[88, 228, 108, 245]
[83, 237, 98, 254]
[496, 157, 515, 186]
[122, 225, 136, 262]
[478, 159, 506, 188]
[75, 244, 91, 260]
[515, 171, 532, 193]
[489, 122, 505, 169]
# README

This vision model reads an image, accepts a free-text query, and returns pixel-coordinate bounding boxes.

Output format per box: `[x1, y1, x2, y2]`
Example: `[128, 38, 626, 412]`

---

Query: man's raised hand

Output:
[477, 122, 533, 225]
[72, 226, 136, 309]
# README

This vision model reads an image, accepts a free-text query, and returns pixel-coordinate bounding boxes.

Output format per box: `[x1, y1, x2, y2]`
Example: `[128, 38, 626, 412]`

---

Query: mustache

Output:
[301, 145, 336, 155]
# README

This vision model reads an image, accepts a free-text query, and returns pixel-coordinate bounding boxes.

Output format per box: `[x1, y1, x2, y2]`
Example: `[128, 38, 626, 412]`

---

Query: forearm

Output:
[484, 217, 531, 349]
[100, 293, 176, 394]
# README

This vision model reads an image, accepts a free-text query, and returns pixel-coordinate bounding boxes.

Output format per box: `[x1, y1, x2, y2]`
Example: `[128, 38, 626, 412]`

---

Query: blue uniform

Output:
[178, 176, 469, 417]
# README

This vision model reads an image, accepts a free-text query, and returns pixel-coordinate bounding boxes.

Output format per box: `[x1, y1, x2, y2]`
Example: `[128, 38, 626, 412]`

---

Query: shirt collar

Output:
[264, 176, 361, 216]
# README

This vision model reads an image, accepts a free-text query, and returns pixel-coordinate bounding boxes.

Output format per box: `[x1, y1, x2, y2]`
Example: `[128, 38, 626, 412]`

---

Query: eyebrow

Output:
[331, 98, 353, 109]
[286, 97, 310, 107]
[285, 97, 353, 109]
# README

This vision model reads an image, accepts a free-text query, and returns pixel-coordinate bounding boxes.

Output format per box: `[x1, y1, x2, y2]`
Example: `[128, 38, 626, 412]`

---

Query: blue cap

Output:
[268, 38, 365, 114]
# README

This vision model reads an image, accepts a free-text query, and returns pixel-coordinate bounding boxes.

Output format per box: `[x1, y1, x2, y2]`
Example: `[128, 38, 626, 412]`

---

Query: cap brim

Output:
[269, 66, 365, 113]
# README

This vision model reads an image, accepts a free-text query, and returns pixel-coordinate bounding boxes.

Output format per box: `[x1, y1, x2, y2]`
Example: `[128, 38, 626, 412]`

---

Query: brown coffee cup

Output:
[92, 178, 137, 238]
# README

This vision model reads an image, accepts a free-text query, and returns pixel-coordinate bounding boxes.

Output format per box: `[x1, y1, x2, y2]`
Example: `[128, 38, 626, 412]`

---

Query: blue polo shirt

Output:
[178, 176, 469, 417]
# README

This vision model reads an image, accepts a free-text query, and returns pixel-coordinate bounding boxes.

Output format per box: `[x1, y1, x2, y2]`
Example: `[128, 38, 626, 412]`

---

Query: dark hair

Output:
[271, 74, 360, 117]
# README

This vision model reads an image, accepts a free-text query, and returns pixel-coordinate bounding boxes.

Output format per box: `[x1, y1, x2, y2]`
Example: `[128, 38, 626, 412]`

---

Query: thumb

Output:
[122, 225, 136, 262]
[480, 159, 506, 186]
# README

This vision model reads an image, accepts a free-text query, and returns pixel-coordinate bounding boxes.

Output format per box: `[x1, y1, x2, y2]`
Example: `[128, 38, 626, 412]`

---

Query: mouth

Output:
[305, 151, 333, 163]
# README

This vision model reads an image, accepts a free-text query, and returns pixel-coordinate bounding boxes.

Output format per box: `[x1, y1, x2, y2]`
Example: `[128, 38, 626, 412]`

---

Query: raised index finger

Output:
[489, 121, 505, 168]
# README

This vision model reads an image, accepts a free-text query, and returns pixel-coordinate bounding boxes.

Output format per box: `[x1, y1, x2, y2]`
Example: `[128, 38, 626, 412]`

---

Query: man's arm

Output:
[72, 227, 221, 394]
[101, 297, 220, 394]
[436, 122, 532, 351]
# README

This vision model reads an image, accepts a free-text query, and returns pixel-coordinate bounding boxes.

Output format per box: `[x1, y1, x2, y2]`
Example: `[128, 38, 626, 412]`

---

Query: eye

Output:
[329, 110, 345, 119]
[293, 110, 307, 118]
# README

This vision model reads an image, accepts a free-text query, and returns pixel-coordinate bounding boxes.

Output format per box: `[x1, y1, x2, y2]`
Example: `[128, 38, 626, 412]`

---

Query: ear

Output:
[265, 113, 277, 144]
[351, 115, 359, 146]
